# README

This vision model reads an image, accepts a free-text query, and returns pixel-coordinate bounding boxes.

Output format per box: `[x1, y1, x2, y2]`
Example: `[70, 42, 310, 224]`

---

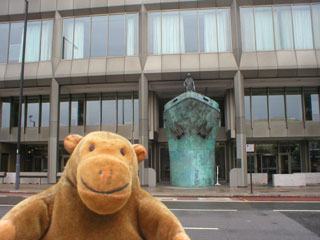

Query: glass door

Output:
[159, 144, 170, 182]
[279, 154, 291, 174]
[258, 154, 277, 182]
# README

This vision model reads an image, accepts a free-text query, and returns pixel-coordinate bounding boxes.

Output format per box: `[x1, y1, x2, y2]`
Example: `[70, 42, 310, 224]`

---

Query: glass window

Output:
[252, 89, 268, 121]
[9, 22, 24, 62]
[126, 14, 138, 56]
[312, 4, 320, 49]
[62, 18, 74, 59]
[12, 100, 25, 128]
[148, 12, 161, 54]
[254, 7, 274, 51]
[0, 23, 9, 63]
[1, 99, 10, 128]
[41, 96, 50, 127]
[71, 95, 84, 126]
[25, 21, 41, 62]
[304, 89, 319, 121]
[91, 16, 108, 57]
[217, 8, 231, 52]
[244, 95, 251, 120]
[108, 15, 125, 56]
[162, 11, 180, 54]
[180, 10, 198, 53]
[41, 20, 53, 61]
[286, 89, 302, 121]
[27, 97, 39, 127]
[74, 17, 90, 59]
[309, 141, 320, 172]
[269, 89, 285, 120]
[291, 144, 301, 173]
[199, 9, 217, 53]
[273, 6, 294, 50]
[118, 93, 133, 125]
[86, 94, 100, 126]
[292, 5, 313, 50]
[59, 96, 69, 127]
[240, 8, 255, 51]
[134, 97, 139, 125]
[102, 94, 116, 125]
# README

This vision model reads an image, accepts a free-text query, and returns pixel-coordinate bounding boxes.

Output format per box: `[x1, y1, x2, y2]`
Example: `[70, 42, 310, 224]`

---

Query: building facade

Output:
[0, 0, 319, 186]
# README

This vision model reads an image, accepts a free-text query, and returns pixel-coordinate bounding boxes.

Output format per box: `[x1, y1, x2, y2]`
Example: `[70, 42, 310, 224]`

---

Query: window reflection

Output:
[102, 94, 116, 125]
[58, 93, 138, 127]
[7, 20, 53, 63]
[312, 4, 320, 49]
[59, 96, 69, 127]
[63, 14, 138, 59]
[62, 18, 74, 59]
[1, 99, 10, 128]
[241, 4, 319, 51]
[244, 95, 251, 120]
[9, 22, 24, 62]
[86, 94, 100, 126]
[254, 7, 274, 51]
[74, 17, 91, 59]
[304, 88, 320, 121]
[71, 95, 84, 126]
[180, 10, 198, 53]
[149, 9, 231, 54]
[286, 89, 302, 121]
[273, 6, 294, 50]
[41, 96, 50, 127]
[0, 23, 9, 63]
[91, 16, 108, 57]
[240, 8, 255, 51]
[252, 89, 267, 121]
[126, 14, 138, 56]
[27, 97, 39, 127]
[292, 5, 313, 50]
[269, 89, 285, 120]
[199, 9, 218, 52]
[309, 141, 320, 172]
[108, 15, 125, 56]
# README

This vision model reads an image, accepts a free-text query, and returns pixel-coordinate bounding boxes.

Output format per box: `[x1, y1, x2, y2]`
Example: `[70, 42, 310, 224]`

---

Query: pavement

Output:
[1, 182, 320, 199]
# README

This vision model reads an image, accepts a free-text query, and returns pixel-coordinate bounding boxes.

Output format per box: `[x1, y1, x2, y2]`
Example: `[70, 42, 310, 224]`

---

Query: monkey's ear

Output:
[133, 144, 147, 163]
[64, 134, 83, 154]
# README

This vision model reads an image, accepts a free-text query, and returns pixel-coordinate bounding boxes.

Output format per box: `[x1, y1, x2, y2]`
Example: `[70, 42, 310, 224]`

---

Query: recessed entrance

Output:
[258, 154, 277, 182]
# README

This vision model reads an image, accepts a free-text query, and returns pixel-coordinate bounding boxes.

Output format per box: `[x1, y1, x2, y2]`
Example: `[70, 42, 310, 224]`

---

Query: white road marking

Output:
[170, 209, 238, 212]
[273, 209, 320, 212]
[0, 204, 15, 207]
[184, 227, 219, 230]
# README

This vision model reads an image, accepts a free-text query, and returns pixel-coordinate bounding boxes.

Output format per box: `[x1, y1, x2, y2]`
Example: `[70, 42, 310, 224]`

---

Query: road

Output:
[0, 195, 320, 240]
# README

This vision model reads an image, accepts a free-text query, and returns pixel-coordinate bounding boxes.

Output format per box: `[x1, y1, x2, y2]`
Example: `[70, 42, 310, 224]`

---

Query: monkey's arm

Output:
[0, 192, 53, 240]
[138, 194, 190, 240]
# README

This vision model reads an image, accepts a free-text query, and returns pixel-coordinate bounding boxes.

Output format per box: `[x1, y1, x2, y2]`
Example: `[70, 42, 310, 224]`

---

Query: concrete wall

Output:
[247, 173, 268, 186]
[273, 173, 320, 187]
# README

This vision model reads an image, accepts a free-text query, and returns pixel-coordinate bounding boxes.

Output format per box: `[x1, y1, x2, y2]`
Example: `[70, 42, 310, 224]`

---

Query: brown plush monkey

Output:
[0, 131, 190, 240]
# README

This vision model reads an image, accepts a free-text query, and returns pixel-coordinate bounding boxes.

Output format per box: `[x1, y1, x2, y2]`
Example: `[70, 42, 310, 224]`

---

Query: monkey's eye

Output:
[120, 148, 125, 156]
[89, 145, 95, 152]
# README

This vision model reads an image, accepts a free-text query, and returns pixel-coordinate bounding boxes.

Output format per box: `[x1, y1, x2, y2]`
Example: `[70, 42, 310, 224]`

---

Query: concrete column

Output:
[47, 11, 62, 184]
[139, 74, 149, 185]
[234, 71, 247, 187]
[48, 78, 59, 183]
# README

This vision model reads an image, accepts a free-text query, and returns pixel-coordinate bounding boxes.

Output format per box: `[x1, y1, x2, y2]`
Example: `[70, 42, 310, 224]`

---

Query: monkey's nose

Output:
[99, 169, 113, 184]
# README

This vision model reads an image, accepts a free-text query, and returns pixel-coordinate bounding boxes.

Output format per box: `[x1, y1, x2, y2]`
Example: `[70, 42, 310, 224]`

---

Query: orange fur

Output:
[0, 131, 190, 240]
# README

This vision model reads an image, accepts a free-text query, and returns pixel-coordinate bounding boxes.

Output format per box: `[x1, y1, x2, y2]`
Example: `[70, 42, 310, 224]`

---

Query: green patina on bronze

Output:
[164, 91, 220, 187]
